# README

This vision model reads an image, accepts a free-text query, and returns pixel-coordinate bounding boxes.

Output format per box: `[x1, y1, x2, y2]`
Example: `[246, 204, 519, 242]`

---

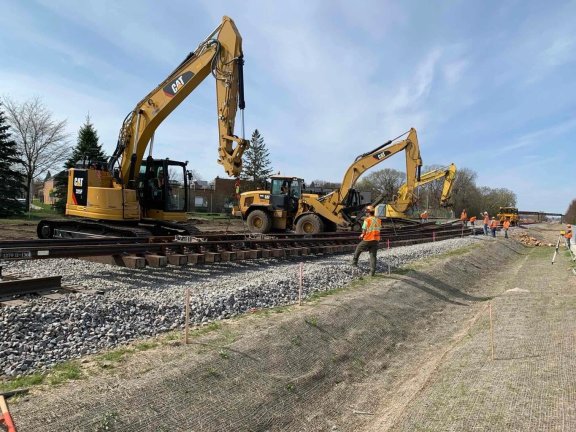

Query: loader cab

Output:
[269, 176, 304, 213]
[138, 158, 188, 216]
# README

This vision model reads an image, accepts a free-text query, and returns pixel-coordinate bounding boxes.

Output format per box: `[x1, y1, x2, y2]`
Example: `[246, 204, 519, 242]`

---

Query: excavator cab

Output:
[269, 176, 303, 213]
[138, 159, 188, 219]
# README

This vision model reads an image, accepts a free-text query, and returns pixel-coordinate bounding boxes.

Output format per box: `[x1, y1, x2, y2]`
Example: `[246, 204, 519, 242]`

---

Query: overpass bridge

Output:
[519, 210, 564, 223]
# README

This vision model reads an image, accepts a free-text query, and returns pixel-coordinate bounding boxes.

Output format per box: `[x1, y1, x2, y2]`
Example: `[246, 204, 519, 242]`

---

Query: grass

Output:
[0, 199, 61, 223]
[0, 360, 84, 393]
[0, 373, 45, 393]
[48, 361, 83, 385]
[97, 347, 133, 364]
[305, 316, 319, 327]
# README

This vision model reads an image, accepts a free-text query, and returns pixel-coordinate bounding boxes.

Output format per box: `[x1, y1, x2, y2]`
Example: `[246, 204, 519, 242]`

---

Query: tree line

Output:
[0, 96, 573, 221]
[0, 97, 279, 217]
[354, 166, 518, 218]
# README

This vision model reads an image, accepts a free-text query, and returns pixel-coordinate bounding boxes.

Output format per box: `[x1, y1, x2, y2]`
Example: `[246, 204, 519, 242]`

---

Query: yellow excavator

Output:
[234, 128, 422, 234]
[38, 16, 249, 238]
[378, 163, 457, 218]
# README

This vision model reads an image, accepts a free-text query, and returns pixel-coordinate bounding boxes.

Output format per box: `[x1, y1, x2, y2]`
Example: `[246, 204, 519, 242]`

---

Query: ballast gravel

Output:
[0, 237, 479, 377]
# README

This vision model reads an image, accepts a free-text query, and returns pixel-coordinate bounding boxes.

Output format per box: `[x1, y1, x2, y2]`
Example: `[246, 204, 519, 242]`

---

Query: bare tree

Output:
[2, 96, 70, 208]
[451, 168, 482, 217]
[356, 168, 406, 204]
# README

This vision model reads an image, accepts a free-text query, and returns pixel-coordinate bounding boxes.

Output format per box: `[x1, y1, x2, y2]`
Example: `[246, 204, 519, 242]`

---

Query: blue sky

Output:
[1, 0, 575, 213]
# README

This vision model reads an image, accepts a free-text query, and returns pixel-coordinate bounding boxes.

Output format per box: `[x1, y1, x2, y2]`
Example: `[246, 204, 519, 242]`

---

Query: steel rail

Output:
[0, 225, 472, 262]
[0, 221, 445, 249]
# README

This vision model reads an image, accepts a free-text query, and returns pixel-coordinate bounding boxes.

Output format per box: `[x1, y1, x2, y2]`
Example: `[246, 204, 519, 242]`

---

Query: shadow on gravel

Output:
[387, 271, 493, 305]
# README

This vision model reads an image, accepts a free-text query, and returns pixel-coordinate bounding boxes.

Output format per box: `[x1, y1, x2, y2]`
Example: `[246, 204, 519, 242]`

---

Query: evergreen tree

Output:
[240, 129, 273, 188]
[65, 115, 106, 168]
[53, 116, 107, 212]
[0, 105, 25, 217]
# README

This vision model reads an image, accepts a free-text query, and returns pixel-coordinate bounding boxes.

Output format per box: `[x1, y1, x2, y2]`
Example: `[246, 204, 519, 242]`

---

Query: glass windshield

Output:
[271, 179, 286, 195]
[166, 164, 186, 211]
[290, 181, 301, 198]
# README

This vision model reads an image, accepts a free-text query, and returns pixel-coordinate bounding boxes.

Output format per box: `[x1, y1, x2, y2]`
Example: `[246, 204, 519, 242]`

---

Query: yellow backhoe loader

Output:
[496, 207, 519, 226]
[38, 16, 249, 238]
[377, 163, 457, 218]
[234, 128, 422, 234]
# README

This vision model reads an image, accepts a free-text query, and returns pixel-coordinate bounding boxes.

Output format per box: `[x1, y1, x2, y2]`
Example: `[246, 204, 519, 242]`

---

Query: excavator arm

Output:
[302, 128, 422, 226]
[108, 16, 249, 186]
[392, 163, 457, 212]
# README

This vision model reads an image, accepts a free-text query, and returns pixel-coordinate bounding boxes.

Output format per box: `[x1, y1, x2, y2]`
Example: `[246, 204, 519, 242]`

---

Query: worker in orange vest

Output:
[460, 209, 468, 227]
[469, 215, 477, 235]
[490, 217, 499, 237]
[502, 218, 511, 239]
[565, 224, 573, 249]
[482, 212, 490, 236]
[420, 210, 429, 223]
[352, 205, 382, 276]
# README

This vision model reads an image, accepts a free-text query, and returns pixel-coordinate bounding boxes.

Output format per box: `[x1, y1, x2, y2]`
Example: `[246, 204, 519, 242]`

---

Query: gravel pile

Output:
[0, 237, 478, 377]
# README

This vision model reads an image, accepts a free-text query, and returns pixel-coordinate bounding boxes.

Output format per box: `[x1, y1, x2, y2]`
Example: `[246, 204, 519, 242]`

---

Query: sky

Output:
[1, 0, 575, 213]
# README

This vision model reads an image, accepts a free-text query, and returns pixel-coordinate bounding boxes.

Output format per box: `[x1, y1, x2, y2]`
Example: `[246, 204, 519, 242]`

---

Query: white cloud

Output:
[442, 59, 468, 86]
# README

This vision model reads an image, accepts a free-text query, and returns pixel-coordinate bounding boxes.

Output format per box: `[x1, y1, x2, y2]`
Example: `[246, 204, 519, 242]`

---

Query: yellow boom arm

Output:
[302, 128, 422, 226]
[394, 163, 457, 211]
[108, 16, 249, 186]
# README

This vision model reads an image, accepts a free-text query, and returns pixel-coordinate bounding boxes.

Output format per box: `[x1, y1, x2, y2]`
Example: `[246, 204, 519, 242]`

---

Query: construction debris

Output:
[512, 232, 544, 247]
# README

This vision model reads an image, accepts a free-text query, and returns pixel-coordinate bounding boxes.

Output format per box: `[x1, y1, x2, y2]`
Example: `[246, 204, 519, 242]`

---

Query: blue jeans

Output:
[491, 228, 496, 237]
[483, 224, 489, 235]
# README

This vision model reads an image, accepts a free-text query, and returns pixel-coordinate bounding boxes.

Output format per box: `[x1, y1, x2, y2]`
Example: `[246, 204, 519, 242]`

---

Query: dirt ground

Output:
[5, 223, 576, 431]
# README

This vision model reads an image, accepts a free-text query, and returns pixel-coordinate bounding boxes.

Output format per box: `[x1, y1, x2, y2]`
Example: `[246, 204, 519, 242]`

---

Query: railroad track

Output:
[0, 222, 476, 268]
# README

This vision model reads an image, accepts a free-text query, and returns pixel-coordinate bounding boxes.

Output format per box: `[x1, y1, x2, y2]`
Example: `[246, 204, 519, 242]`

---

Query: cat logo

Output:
[163, 71, 194, 97]
[374, 150, 391, 160]
[73, 177, 84, 187]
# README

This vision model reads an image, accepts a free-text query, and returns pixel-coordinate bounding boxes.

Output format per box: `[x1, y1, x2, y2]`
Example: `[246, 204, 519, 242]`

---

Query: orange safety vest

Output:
[420, 212, 429, 219]
[503, 220, 510, 230]
[483, 215, 489, 225]
[460, 211, 467, 221]
[566, 227, 573, 239]
[490, 220, 498, 229]
[469, 216, 477, 223]
[362, 216, 381, 241]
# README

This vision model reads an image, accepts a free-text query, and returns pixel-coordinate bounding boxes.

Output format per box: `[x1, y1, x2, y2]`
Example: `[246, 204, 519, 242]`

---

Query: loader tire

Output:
[295, 214, 324, 234]
[247, 210, 272, 233]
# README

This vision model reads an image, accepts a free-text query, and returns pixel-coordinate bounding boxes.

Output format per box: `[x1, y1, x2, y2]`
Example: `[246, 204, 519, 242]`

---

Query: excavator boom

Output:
[303, 128, 422, 226]
[392, 163, 457, 213]
[109, 16, 248, 186]
[38, 16, 250, 238]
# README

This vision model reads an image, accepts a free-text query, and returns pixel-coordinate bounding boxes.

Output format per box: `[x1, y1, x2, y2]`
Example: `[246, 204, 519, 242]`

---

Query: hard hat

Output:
[366, 205, 375, 212]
